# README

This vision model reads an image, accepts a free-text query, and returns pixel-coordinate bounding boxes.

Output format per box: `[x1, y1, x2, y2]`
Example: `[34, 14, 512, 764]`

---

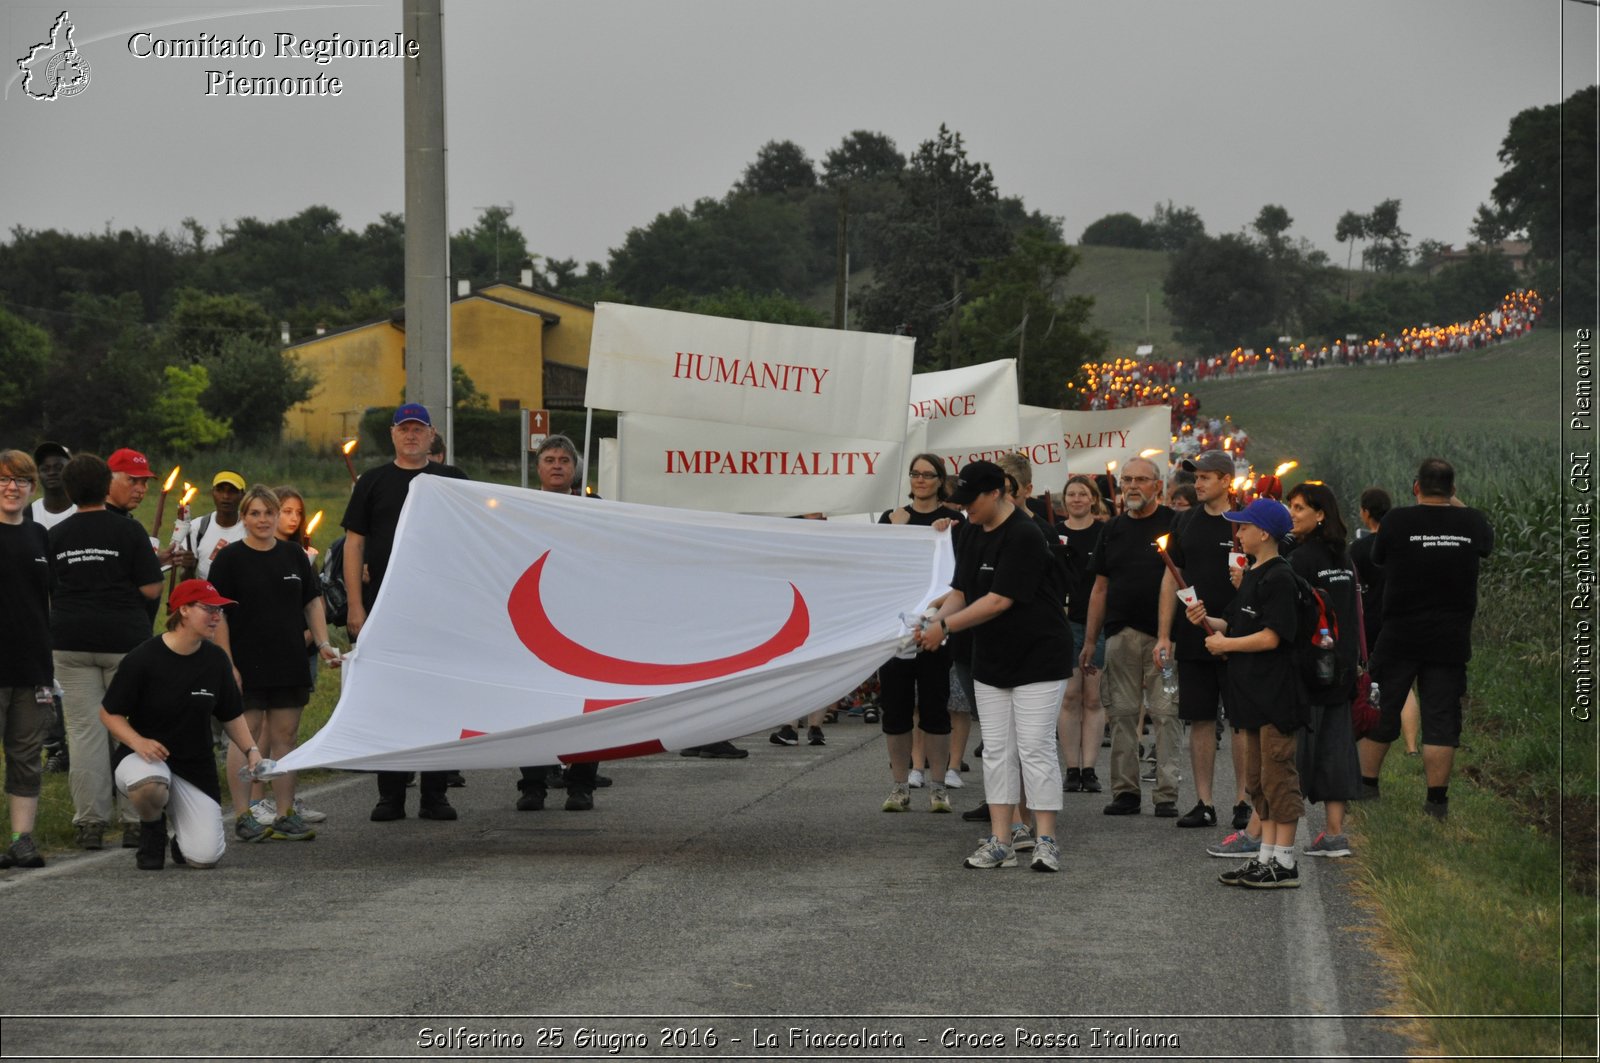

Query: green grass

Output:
[1060, 245, 1188, 359]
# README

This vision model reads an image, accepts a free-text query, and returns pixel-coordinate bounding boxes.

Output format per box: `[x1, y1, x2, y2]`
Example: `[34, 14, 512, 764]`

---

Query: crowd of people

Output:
[1, 395, 1494, 884]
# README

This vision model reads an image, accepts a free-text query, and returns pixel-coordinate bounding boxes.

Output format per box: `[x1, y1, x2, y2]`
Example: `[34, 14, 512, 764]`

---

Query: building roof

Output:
[283, 289, 559, 351]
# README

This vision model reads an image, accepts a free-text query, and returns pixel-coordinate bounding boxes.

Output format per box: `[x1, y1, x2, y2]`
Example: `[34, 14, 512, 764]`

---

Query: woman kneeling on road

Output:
[99, 580, 261, 870]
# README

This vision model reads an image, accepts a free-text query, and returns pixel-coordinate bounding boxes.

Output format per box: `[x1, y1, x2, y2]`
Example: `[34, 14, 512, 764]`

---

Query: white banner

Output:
[936, 404, 1065, 479]
[274, 477, 952, 771]
[614, 412, 910, 516]
[1059, 406, 1173, 477]
[907, 360, 1020, 450]
[584, 303, 915, 439]
[597, 437, 619, 501]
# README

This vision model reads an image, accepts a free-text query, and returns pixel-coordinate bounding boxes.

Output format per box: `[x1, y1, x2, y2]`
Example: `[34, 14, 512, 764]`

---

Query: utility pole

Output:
[833, 185, 848, 330]
[403, 0, 452, 456]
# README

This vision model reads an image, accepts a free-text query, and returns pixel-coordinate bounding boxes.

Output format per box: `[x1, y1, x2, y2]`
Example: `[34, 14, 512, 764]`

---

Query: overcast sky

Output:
[3, 0, 1595, 273]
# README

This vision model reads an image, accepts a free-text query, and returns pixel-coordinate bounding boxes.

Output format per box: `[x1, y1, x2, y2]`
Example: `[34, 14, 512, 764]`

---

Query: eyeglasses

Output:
[908, 470, 941, 480]
[0, 476, 32, 488]
[1120, 475, 1157, 485]
[188, 603, 225, 616]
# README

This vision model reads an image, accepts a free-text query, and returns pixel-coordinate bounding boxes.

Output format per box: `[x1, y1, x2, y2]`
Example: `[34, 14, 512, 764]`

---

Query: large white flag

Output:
[274, 477, 952, 772]
[908, 360, 1020, 450]
[937, 404, 1067, 477]
[584, 303, 915, 440]
[1059, 406, 1173, 476]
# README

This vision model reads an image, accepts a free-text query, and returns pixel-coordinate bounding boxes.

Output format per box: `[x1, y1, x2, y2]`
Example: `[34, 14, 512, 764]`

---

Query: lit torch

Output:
[305, 510, 323, 542]
[1105, 459, 1118, 509]
[1154, 533, 1189, 590]
[167, 484, 198, 592]
[150, 466, 181, 537]
[340, 439, 358, 485]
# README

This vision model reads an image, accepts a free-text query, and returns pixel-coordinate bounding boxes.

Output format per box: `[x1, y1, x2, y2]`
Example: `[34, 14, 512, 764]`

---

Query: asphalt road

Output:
[0, 718, 1415, 1062]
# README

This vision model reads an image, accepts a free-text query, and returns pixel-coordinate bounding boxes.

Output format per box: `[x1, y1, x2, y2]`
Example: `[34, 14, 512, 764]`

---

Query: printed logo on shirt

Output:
[283, 574, 301, 583]
[192, 688, 215, 698]
[979, 563, 995, 573]
[1240, 605, 1258, 617]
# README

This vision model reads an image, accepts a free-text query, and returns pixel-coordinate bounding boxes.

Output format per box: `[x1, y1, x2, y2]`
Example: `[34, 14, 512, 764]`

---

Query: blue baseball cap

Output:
[1223, 498, 1292, 540]
[393, 403, 432, 427]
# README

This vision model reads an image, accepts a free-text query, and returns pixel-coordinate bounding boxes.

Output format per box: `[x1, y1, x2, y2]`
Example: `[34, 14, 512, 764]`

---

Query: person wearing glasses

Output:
[1077, 457, 1181, 818]
[99, 579, 260, 870]
[0, 452, 52, 869]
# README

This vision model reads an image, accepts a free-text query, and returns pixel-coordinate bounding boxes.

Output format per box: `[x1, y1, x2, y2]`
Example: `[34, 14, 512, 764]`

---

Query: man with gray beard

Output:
[1078, 458, 1181, 817]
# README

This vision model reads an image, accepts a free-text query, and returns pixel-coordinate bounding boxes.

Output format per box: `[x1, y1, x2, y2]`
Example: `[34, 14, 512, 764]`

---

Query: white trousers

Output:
[976, 678, 1066, 810]
[114, 757, 227, 866]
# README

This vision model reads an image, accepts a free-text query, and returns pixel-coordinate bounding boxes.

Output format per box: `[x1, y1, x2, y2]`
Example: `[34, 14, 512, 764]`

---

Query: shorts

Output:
[1367, 657, 1468, 747]
[1242, 723, 1303, 824]
[1069, 620, 1105, 670]
[1176, 658, 1230, 723]
[242, 686, 311, 712]
[0, 687, 47, 798]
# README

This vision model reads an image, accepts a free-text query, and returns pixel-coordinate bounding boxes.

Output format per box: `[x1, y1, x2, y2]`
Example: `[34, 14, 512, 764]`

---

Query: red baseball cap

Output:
[168, 579, 236, 612]
[107, 448, 153, 478]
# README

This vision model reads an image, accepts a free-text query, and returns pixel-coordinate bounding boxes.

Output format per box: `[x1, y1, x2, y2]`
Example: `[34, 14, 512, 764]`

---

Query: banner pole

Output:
[519, 408, 529, 489]
[582, 407, 594, 493]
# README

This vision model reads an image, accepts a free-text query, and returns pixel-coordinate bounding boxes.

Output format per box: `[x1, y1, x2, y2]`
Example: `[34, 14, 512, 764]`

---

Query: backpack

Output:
[1282, 564, 1344, 692]
[321, 534, 348, 628]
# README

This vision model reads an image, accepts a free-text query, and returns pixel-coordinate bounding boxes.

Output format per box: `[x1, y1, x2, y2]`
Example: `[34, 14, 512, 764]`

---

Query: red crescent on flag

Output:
[506, 550, 810, 684]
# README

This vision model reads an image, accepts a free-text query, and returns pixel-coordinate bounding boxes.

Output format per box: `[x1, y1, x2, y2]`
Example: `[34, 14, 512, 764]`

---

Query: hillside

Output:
[1060, 245, 1184, 359]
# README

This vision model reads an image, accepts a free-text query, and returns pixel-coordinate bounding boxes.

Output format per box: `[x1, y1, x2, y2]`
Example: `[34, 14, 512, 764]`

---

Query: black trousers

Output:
[517, 761, 598, 795]
[376, 771, 449, 803]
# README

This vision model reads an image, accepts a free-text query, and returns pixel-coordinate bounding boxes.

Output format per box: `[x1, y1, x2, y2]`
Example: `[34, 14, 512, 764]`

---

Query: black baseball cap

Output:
[32, 441, 69, 464]
[946, 460, 1007, 505]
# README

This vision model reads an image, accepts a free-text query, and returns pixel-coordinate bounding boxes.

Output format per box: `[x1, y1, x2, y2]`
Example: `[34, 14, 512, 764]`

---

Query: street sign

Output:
[527, 408, 550, 452]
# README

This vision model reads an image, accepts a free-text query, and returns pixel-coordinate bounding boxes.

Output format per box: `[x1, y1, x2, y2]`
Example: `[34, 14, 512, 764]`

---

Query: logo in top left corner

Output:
[17, 11, 91, 101]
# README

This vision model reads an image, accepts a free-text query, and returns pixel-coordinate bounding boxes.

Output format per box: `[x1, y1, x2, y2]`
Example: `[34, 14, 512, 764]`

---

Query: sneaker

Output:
[267, 812, 316, 841]
[1239, 858, 1300, 889]
[907, 769, 925, 789]
[370, 798, 406, 821]
[960, 802, 991, 822]
[1009, 823, 1036, 852]
[1063, 767, 1082, 792]
[770, 725, 799, 746]
[963, 835, 1017, 869]
[1078, 768, 1103, 793]
[862, 707, 880, 723]
[43, 749, 69, 773]
[1030, 835, 1061, 873]
[881, 785, 911, 813]
[121, 825, 142, 848]
[250, 798, 277, 823]
[1140, 764, 1156, 783]
[1140, 743, 1155, 763]
[929, 788, 952, 814]
[136, 819, 167, 871]
[942, 769, 963, 789]
[1218, 858, 1262, 886]
[418, 798, 458, 820]
[1423, 800, 1448, 821]
[235, 811, 271, 843]
[1207, 830, 1262, 858]
[1103, 792, 1141, 816]
[292, 799, 327, 824]
[564, 790, 594, 811]
[1305, 831, 1352, 858]
[696, 741, 748, 759]
[1232, 801, 1253, 830]
[807, 726, 826, 746]
[1176, 802, 1216, 828]
[445, 770, 466, 788]
[1154, 801, 1179, 818]
[0, 834, 44, 869]
[515, 789, 546, 811]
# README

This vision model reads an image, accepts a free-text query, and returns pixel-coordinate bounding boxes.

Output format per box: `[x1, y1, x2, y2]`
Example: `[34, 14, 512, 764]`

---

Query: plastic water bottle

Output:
[1368, 679, 1381, 707]
[1159, 647, 1178, 696]
[1315, 627, 1337, 685]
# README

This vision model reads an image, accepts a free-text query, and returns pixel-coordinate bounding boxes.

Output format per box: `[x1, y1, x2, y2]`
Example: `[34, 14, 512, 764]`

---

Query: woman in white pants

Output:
[918, 460, 1074, 872]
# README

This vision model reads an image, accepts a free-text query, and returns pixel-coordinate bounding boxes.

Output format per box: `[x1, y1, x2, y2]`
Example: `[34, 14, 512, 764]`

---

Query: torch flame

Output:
[1275, 461, 1298, 477]
[162, 467, 180, 492]
[1106, 460, 1118, 472]
[1231, 475, 1246, 491]
[179, 485, 197, 506]
[342, 439, 358, 455]
[305, 510, 323, 537]
[1139, 448, 1162, 458]
[1223, 437, 1233, 450]
[1155, 534, 1170, 550]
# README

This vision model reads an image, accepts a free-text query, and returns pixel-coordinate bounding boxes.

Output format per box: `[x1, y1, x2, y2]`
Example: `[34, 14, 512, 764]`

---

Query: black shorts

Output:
[1176, 658, 1230, 723]
[242, 686, 311, 713]
[1368, 657, 1467, 747]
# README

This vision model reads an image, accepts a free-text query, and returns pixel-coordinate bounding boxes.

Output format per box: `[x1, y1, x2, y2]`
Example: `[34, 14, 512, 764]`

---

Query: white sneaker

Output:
[907, 769, 925, 789]
[943, 769, 963, 789]
[293, 799, 327, 824]
[249, 798, 276, 822]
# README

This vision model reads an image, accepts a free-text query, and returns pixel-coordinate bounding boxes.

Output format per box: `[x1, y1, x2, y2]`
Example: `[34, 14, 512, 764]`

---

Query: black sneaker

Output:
[135, 818, 166, 871]
[418, 798, 458, 820]
[0, 833, 44, 869]
[807, 726, 826, 746]
[961, 802, 991, 822]
[370, 799, 406, 822]
[565, 790, 594, 811]
[697, 741, 748, 759]
[770, 725, 799, 746]
[1239, 858, 1300, 889]
[593, 772, 613, 788]
[1103, 792, 1141, 816]
[515, 790, 546, 811]
[1063, 768, 1082, 792]
[1231, 801, 1253, 830]
[1153, 801, 1179, 818]
[1176, 802, 1216, 828]
[1218, 858, 1261, 887]
[1423, 800, 1448, 821]
[1078, 768, 1103, 793]
[445, 770, 466, 788]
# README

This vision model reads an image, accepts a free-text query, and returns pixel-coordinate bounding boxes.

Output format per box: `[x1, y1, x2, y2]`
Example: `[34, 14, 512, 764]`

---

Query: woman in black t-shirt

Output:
[877, 453, 963, 812]
[211, 486, 340, 843]
[917, 461, 1073, 873]
[1056, 475, 1107, 793]
[100, 579, 260, 870]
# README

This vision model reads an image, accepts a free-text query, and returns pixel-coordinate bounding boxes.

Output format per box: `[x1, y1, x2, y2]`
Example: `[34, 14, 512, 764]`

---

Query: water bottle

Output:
[1314, 627, 1337, 685]
[1159, 647, 1178, 696]
[1368, 679, 1380, 707]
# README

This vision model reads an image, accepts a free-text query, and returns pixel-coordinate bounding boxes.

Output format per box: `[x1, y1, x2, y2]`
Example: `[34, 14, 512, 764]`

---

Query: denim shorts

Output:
[1069, 620, 1105, 670]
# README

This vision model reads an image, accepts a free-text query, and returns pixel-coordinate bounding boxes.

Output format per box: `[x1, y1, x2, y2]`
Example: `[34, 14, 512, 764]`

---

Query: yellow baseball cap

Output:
[212, 471, 245, 490]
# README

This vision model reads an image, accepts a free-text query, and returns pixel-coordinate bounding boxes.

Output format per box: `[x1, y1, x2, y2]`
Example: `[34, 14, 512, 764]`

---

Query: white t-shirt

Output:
[29, 499, 76, 530]
[185, 513, 247, 580]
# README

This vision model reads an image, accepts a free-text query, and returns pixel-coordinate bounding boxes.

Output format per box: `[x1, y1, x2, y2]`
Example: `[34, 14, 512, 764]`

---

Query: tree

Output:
[1252, 204, 1293, 258]
[735, 140, 817, 196]
[1147, 201, 1206, 251]
[197, 335, 315, 446]
[821, 131, 905, 187]
[0, 307, 52, 432]
[1362, 198, 1410, 272]
[1079, 212, 1153, 249]
[1470, 203, 1512, 248]
[1334, 210, 1368, 298]
[653, 287, 827, 327]
[451, 204, 530, 288]
[162, 288, 275, 362]
[153, 364, 232, 450]
[1163, 233, 1276, 351]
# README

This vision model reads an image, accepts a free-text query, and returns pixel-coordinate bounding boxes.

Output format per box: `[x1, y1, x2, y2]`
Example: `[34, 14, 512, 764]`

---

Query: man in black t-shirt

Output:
[1156, 450, 1250, 831]
[341, 403, 469, 823]
[1358, 459, 1493, 820]
[1079, 457, 1180, 817]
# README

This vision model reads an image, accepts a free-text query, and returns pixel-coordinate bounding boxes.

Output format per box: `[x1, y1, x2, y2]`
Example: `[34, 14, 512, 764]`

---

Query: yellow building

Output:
[283, 280, 594, 449]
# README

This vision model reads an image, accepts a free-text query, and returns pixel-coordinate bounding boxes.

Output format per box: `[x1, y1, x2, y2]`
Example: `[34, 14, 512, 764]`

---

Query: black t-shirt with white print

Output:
[0, 521, 53, 686]
[48, 510, 163, 653]
[1165, 507, 1238, 660]
[1222, 555, 1306, 734]
[1371, 504, 1494, 665]
[951, 507, 1073, 689]
[208, 539, 320, 692]
[105, 636, 244, 803]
